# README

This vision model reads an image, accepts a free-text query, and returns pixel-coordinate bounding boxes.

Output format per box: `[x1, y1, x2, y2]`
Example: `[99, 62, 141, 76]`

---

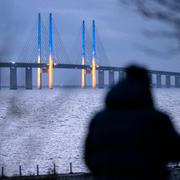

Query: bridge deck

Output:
[0, 62, 90, 69]
[0, 62, 179, 76]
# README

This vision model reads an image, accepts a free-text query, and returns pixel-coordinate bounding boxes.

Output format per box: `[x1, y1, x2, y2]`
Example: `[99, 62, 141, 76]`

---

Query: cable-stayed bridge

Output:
[0, 13, 180, 89]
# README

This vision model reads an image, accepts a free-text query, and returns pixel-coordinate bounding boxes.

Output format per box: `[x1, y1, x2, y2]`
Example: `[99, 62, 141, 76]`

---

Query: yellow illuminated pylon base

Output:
[81, 57, 86, 89]
[48, 56, 53, 89]
[37, 57, 41, 89]
[92, 57, 96, 89]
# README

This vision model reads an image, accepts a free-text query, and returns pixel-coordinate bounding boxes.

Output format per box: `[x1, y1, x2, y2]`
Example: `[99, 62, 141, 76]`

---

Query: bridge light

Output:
[54, 63, 57, 66]
[11, 61, 15, 64]
[92, 58, 96, 89]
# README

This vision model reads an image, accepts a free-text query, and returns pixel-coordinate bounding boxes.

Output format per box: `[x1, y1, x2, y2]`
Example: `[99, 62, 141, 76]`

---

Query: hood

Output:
[105, 65, 154, 109]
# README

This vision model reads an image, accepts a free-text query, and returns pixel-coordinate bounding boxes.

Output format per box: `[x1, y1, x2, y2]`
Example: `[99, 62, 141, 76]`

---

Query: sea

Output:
[0, 88, 180, 176]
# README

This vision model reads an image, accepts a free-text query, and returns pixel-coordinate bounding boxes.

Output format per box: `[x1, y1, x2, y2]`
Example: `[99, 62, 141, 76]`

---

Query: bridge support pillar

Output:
[156, 74, 161, 88]
[119, 71, 126, 81]
[109, 70, 115, 87]
[10, 66, 17, 89]
[175, 76, 180, 88]
[148, 73, 153, 87]
[25, 67, 32, 89]
[165, 75, 170, 88]
[98, 69, 104, 89]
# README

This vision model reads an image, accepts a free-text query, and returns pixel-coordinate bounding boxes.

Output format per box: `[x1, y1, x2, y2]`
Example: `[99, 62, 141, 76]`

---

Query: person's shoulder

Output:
[153, 109, 171, 120]
[152, 108, 174, 127]
[89, 109, 109, 127]
[139, 107, 171, 126]
[91, 110, 107, 122]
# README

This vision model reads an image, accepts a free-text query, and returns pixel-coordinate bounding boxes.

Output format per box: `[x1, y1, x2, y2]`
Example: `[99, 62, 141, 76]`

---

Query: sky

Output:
[0, 0, 179, 86]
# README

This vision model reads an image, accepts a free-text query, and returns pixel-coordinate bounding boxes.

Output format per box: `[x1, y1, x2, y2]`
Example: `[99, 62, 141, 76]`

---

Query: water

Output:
[0, 88, 180, 176]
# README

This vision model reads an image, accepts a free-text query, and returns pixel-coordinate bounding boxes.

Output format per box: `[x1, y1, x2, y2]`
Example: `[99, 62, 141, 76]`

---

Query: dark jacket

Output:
[84, 66, 180, 180]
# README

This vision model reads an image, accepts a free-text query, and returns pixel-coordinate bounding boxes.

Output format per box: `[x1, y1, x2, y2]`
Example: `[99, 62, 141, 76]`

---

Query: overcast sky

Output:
[0, 0, 179, 73]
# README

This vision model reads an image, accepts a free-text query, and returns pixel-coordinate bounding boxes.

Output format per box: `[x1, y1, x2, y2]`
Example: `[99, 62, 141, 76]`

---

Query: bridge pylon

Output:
[48, 13, 53, 89]
[37, 13, 42, 89]
[91, 20, 96, 89]
[81, 20, 86, 88]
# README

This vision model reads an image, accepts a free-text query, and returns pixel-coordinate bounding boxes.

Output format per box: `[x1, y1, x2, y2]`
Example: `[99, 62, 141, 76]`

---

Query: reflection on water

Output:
[0, 88, 179, 176]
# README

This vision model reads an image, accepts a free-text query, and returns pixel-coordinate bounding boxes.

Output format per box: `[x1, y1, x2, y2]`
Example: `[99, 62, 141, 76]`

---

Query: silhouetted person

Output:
[84, 65, 180, 180]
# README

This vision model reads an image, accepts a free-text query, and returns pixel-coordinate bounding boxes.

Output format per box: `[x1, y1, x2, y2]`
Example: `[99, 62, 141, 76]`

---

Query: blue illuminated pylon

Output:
[92, 20, 96, 58]
[92, 20, 96, 89]
[48, 13, 53, 89]
[37, 13, 42, 89]
[82, 20, 85, 58]
[81, 20, 86, 88]
[49, 13, 53, 58]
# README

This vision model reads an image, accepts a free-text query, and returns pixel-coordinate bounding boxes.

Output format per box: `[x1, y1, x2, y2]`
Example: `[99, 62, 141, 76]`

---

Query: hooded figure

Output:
[84, 65, 180, 180]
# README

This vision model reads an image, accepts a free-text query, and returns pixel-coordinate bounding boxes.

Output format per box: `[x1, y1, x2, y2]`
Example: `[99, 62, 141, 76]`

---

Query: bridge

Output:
[0, 13, 180, 89]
